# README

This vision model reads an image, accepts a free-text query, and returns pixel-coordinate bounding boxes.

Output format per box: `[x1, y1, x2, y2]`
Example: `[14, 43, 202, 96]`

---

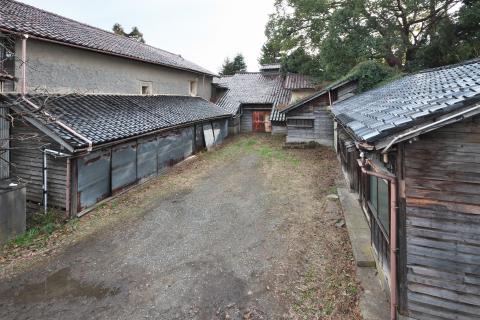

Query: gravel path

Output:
[0, 135, 360, 320]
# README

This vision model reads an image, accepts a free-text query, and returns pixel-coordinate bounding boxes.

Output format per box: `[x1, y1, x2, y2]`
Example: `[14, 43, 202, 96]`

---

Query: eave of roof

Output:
[332, 59, 480, 145]
[280, 79, 354, 114]
[1, 93, 231, 151]
[0, 0, 216, 77]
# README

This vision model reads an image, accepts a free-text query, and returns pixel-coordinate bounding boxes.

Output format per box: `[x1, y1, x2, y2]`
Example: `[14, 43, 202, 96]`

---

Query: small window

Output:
[287, 118, 314, 128]
[141, 85, 151, 95]
[189, 80, 198, 96]
[368, 175, 390, 235]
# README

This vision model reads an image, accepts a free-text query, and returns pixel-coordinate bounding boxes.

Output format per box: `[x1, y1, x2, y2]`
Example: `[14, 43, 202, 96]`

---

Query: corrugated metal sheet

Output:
[203, 123, 215, 150]
[195, 124, 205, 151]
[0, 106, 9, 179]
[137, 136, 158, 179]
[75, 124, 227, 213]
[111, 142, 137, 193]
[77, 149, 111, 211]
[158, 127, 194, 173]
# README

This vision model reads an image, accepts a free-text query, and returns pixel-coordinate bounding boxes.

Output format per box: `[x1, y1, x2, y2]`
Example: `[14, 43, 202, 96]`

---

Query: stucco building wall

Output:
[14, 39, 212, 99]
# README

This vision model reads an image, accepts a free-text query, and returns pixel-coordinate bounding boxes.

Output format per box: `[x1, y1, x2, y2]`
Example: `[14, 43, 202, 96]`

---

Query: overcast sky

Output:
[20, 0, 275, 73]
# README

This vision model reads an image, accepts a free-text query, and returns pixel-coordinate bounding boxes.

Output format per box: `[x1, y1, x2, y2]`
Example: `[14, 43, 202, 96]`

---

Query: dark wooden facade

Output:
[10, 122, 68, 212]
[402, 115, 480, 319]
[284, 81, 357, 146]
[285, 94, 333, 146]
[336, 115, 480, 319]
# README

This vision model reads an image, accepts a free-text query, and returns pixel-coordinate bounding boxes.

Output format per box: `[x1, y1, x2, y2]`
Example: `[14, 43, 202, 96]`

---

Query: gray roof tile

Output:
[0, 0, 214, 76]
[215, 72, 293, 122]
[1, 94, 230, 149]
[332, 59, 480, 142]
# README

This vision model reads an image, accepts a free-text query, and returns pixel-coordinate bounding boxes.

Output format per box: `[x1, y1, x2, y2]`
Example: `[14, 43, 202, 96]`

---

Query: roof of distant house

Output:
[332, 59, 480, 143]
[0, 0, 215, 76]
[284, 74, 315, 90]
[215, 72, 291, 122]
[280, 79, 355, 114]
[1, 94, 230, 150]
[259, 64, 281, 71]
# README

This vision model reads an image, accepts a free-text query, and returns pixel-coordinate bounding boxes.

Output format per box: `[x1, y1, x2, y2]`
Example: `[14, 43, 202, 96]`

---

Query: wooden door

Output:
[252, 111, 271, 132]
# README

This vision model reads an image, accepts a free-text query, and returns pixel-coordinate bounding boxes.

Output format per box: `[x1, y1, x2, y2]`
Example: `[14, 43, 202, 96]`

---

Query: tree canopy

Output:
[260, 0, 480, 82]
[220, 54, 247, 75]
[113, 23, 145, 43]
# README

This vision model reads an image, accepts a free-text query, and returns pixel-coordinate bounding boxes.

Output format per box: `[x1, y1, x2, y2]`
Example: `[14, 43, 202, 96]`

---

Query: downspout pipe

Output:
[21, 34, 29, 95]
[21, 96, 93, 151]
[358, 159, 398, 320]
[42, 148, 70, 214]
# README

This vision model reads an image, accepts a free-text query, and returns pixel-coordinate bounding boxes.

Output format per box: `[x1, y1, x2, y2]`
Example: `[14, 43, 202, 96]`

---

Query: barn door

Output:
[252, 111, 271, 132]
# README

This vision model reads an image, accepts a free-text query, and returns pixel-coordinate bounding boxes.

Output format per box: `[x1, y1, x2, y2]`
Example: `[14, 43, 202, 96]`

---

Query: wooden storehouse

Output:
[280, 80, 357, 146]
[332, 59, 480, 319]
[213, 69, 316, 135]
[2, 94, 230, 216]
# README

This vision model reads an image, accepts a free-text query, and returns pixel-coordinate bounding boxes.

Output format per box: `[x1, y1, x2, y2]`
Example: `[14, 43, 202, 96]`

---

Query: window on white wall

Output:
[140, 82, 152, 95]
[189, 80, 198, 96]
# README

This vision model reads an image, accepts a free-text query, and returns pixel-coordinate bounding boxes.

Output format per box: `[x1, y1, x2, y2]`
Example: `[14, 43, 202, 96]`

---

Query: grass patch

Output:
[327, 185, 338, 195]
[6, 211, 66, 249]
[216, 135, 300, 166]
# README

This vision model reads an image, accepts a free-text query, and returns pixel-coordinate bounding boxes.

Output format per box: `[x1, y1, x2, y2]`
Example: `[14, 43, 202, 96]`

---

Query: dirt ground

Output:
[0, 134, 360, 320]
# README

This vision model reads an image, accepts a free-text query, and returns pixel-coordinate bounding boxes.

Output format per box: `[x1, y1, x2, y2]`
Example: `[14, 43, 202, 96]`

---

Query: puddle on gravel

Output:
[13, 267, 120, 304]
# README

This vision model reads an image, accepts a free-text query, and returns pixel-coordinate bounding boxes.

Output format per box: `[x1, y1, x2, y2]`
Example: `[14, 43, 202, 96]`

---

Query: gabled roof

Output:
[0, 0, 214, 76]
[332, 59, 480, 143]
[281, 79, 354, 114]
[1, 94, 230, 150]
[215, 72, 291, 121]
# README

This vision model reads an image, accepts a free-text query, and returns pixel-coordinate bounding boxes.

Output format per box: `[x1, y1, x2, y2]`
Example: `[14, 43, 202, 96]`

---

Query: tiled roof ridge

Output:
[4, 0, 182, 58]
[416, 57, 480, 74]
[13, 92, 206, 99]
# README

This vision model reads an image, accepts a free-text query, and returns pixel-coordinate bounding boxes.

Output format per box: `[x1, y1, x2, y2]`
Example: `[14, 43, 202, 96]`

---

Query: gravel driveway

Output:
[0, 135, 360, 320]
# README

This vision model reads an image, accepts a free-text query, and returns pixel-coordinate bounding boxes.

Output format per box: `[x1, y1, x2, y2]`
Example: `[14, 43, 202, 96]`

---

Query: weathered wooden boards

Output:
[404, 116, 480, 320]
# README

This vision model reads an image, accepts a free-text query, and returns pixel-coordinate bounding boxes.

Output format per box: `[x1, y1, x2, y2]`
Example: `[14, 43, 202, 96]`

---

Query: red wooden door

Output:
[252, 111, 271, 132]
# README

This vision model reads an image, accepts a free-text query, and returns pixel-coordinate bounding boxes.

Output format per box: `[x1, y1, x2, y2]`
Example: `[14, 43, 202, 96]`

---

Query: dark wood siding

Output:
[286, 95, 333, 146]
[10, 121, 67, 211]
[240, 110, 253, 133]
[404, 116, 480, 320]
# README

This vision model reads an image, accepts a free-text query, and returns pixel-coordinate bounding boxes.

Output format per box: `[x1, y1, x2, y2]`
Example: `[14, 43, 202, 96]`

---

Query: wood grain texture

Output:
[10, 121, 67, 210]
[404, 116, 480, 319]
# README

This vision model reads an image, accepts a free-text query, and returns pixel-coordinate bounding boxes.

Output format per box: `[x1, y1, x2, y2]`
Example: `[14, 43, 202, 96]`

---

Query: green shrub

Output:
[341, 60, 401, 93]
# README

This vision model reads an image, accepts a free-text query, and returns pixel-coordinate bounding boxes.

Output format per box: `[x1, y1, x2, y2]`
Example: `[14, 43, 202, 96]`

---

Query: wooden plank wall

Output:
[404, 116, 480, 319]
[240, 110, 253, 133]
[10, 121, 67, 211]
[286, 95, 333, 146]
[336, 82, 357, 102]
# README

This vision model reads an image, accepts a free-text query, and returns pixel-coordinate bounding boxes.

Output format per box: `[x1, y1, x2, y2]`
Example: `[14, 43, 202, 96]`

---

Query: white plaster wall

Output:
[15, 39, 212, 99]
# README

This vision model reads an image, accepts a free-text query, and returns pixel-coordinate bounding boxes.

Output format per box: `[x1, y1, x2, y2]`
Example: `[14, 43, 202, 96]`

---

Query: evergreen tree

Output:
[113, 23, 145, 43]
[220, 54, 247, 75]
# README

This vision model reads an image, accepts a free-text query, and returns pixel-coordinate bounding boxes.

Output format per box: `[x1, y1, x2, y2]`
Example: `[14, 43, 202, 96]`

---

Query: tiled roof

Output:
[0, 0, 214, 76]
[332, 59, 480, 143]
[1, 94, 231, 149]
[284, 73, 315, 90]
[215, 72, 291, 122]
